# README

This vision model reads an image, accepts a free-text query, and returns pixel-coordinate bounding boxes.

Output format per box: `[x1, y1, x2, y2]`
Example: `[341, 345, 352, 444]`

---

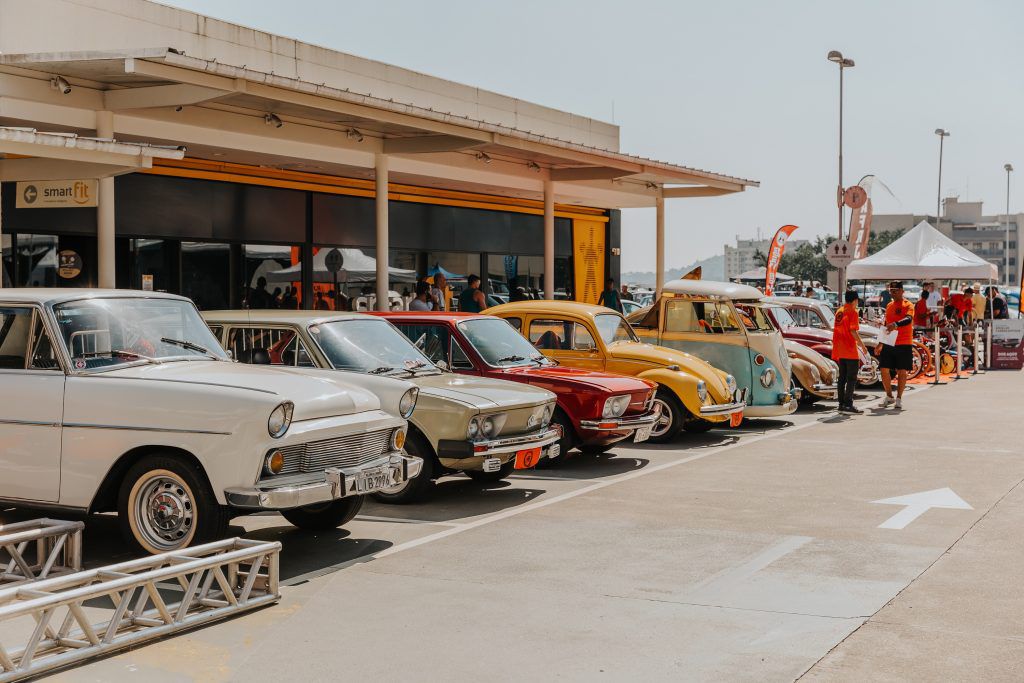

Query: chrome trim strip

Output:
[698, 401, 747, 416]
[62, 423, 232, 436]
[0, 418, 60, 427]
[579, 410, 660, 430]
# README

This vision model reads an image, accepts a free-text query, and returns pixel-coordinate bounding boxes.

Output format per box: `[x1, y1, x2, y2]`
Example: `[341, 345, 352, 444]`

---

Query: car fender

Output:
[635, 367, 705, 418]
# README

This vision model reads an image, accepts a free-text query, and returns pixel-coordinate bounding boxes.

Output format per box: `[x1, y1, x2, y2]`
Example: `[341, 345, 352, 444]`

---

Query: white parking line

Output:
[355, 515, 461, 527]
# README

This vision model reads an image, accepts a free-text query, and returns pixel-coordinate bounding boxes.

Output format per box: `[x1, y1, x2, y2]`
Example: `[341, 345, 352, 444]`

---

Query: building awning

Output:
[0, 126, 185, 181]
[0, 49, 756, 208]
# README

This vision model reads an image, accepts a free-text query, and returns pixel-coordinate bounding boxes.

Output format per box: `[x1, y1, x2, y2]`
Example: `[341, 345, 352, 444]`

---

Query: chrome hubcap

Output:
[137, 476, 194, 550]
[651, 398, 673, 437]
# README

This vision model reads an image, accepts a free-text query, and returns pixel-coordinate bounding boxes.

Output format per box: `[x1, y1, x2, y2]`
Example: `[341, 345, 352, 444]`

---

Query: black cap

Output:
[888, 280, 904, 289]
[844, 290, 859, 304]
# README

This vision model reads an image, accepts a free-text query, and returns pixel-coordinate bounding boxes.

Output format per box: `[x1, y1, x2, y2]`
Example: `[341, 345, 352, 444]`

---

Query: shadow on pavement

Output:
[511, 453, 650, 480]
[362, 480, 547, 524]
[242, 525, 392, 582]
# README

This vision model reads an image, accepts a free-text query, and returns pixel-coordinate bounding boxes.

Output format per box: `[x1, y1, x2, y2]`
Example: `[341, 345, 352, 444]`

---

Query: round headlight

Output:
[602, 395, 630, 418]
[268, 401, 294, 438]
[696, 381, 708, 402]
[264, 450, 285, 475]
[480, 416, 495, 438]
[760, 367, 776, 388]
[725, 374, 737, 394]
[467, 417, 480, 440]
[399, 387, 419, 419]
[391, 427, 407, 451]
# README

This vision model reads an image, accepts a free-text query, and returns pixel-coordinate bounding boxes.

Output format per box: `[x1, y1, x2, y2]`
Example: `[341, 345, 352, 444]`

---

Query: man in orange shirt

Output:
[877, 280, 915, 409]
[832, 290, 869, 413]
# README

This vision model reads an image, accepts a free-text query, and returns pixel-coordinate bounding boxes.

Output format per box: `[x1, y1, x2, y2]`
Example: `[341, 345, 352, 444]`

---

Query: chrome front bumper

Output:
[437, 426, 562, 460]
[698, 388, 747, 417]
[579, 407, 661, 431]
[225, 452, 423, 510]
[812, 382, 839, 398]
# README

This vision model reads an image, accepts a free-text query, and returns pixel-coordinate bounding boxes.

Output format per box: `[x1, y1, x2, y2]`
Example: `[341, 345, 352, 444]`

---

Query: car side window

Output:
[0, 307, 33, 369]
[529, 319, 572, 350]
[573, 323, 596, 351]
[665, 299, 740, 334]
[396, 323, 450, 365]
[450, 339, 474, 370]
[28, 315, 61, 371]
[206, 324, 224, 340]
[505, 317, 522, 332]
[228, 327, 315, 367]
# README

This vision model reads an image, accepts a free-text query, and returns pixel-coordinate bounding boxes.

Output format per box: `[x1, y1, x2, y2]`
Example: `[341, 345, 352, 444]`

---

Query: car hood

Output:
[786, 340, 832, 370]
[498, 364, 655, 394]
[606, 341, 731, 393]
[413, 372, 553, 411]
[102, 360, 378, 420]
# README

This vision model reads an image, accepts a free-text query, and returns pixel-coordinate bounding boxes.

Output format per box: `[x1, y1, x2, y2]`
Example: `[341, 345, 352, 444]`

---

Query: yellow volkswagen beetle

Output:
[488, 301, 745, 441]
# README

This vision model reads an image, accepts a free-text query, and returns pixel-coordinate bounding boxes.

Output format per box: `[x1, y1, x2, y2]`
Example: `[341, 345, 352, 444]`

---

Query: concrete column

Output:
[543, 180, 554, 299]
[96, 111, 116, 288]
[0, 179, 4, 288]
[655, 192, 665, 300]
[374, 153, 389, 311]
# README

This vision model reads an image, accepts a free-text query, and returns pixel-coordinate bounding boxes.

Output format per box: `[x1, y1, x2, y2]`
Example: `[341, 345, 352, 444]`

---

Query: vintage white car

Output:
[203, 310, 560, 503]
[0, 289, 422, 553]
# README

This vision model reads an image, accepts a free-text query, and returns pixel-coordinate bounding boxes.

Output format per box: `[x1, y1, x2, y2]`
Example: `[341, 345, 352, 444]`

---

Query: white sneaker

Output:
[881, 396, 895, 408]
[895, 398, 903, 410]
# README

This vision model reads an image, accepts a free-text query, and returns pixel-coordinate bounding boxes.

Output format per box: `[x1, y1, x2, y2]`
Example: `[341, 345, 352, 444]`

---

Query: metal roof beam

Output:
[0, 140, 158, 167]
[103, 84, 229, 111]
[382, 135, 484, 155]
[549, 167, 636, 182]
[0, 157, 142, 181]
[661, 186, 742, 198]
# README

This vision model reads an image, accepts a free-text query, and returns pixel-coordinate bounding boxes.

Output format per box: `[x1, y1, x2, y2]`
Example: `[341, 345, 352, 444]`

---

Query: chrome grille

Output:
[275, 429, 393, 475]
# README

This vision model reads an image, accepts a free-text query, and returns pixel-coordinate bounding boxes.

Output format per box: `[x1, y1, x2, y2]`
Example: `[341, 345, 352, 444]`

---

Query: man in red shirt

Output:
[877, 280, 915, 409]
[832, 290, 869, 413]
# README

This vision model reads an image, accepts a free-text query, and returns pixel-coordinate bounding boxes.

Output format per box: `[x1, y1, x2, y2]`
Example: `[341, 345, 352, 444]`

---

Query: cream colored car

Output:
[205, 311, 560, 503]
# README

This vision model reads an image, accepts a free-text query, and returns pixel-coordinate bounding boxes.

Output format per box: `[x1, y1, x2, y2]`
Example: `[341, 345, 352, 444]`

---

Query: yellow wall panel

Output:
[572, 219, 606, 304]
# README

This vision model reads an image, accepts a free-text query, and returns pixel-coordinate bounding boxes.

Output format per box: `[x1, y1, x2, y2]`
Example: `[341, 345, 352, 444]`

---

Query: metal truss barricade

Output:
[0, 538, 281, 682]
[0, 520, 84, 587]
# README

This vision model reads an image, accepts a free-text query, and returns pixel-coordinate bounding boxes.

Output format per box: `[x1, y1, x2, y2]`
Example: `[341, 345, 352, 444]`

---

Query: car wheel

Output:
[465, 460, 515, 483]
[549, 408, 577, 459]
[580, 443, 617, 455]
[649, 388, 684, 443]
[118, 454, 228, 554]
[857, 358, 880, 387]
[281, 496, 364, 531]
[373, 430, 436, 504]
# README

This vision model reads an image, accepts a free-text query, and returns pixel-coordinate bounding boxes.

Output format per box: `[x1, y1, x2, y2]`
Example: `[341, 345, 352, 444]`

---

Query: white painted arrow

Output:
[872, 487, 973, 529]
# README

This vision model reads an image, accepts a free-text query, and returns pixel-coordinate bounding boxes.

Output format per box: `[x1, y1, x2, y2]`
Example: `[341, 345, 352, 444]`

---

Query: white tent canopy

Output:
[846, 220, 998, 280]
[265, 247, 417, 284]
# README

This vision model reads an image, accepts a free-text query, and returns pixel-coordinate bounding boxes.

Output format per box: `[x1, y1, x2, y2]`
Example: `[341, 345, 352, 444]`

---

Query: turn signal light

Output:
[265, 450, 285, 475]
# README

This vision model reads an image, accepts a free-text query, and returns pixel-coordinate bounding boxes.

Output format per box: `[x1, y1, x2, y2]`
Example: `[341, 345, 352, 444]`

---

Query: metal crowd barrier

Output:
[0, 519, 83, 587]
[0, 537, 281, 682]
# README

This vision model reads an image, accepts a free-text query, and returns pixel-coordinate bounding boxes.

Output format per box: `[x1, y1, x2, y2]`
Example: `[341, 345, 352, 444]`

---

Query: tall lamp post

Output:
[827, 50, 854, 293]
[934, 129, 950, 231]
[1004, 163, 1013, 287]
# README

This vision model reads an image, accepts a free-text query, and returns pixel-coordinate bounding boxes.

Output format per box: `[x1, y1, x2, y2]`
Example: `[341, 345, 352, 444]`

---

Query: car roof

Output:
[0, 288, 190, 306]
[487, 301, 613, 319]
[369, 311, 489, 323]
[767, 296, 825, 307]
[662, 279, 765, 300]
[203, 309, 380, 326]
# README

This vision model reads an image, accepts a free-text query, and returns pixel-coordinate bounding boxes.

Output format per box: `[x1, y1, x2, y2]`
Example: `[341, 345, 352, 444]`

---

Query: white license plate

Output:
[348, 465, 399, 494]
[482, 458, 502, 473]
[634, 425, 652, 443]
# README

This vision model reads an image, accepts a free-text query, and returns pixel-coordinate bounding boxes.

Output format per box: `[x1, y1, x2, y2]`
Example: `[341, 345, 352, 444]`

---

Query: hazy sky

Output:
[162, 0, 1024, 272]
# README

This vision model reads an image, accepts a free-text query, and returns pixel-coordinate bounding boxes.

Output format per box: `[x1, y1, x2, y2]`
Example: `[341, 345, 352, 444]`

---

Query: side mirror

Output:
[435, 359, 449, 371]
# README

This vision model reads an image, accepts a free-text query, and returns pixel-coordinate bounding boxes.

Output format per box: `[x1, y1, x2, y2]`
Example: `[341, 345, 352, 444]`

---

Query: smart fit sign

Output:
[15, 180, 98, 208]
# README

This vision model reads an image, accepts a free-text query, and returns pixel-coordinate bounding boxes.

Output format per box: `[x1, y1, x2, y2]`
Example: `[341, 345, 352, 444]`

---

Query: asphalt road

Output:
[4, 372, 1022, 681]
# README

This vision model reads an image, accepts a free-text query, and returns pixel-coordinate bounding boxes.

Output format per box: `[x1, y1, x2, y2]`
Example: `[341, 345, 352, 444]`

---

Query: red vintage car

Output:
[374, 312, 661, 456]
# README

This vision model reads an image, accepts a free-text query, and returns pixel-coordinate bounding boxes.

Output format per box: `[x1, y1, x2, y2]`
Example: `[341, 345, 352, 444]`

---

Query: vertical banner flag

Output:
[765, 224, 798, 295]
[849, 176, 875, 258]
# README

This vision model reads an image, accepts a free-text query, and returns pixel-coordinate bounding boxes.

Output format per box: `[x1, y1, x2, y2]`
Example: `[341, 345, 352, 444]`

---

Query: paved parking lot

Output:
[5, 371, 1022, 681]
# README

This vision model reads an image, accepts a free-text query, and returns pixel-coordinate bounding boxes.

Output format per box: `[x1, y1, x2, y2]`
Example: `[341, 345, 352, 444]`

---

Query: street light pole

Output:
[934, 129, 950, 232]
[828, 51, 854, 294]
[1005, 163, 1013, 287]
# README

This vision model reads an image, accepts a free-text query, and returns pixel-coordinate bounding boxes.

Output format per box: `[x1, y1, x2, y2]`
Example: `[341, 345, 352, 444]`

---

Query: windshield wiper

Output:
[111, 349, 160, 363]
[495, 354, 526, 364]
[161, 337, 217, 359]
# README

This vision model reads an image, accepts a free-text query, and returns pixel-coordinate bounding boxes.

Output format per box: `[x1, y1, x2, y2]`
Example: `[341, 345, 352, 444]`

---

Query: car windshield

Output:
[817, 305, 836, 326]
[52, 297, 227, 371]
[311, 319, 438, 375]
[458, 317, 551, 367]
[594, 313, 638, 344]
[735, 304, 776, 332]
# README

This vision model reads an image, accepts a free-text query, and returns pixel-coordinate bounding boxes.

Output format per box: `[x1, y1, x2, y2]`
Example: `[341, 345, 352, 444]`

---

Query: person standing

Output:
[878, 281, 914, 409]
[409, 280, 433, 311]
[458, 275, 487, 312]
[971, 282, 987, 321]
[620, 284, 633, 302]
[597, 278, 623, 313]
[833, 290, 869, 413]
[430, 273, 449, 312]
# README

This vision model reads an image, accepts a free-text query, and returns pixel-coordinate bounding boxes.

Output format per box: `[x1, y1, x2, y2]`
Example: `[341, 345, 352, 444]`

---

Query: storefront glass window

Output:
[241, 244, 302, 310]
[131, 239, 175, 294]
[14, 234, 58, 287]
[1, 235, 12, 288]
[181, 242, 230, 311]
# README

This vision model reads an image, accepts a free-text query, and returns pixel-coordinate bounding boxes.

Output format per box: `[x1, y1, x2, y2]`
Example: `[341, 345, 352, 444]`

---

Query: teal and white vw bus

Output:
[627, 280, 797, 418]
